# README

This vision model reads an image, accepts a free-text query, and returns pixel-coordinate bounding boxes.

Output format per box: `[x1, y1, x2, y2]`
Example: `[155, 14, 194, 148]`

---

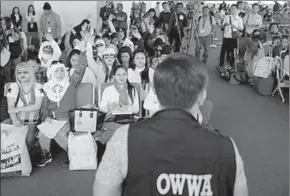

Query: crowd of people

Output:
[0, 0, 289, 195]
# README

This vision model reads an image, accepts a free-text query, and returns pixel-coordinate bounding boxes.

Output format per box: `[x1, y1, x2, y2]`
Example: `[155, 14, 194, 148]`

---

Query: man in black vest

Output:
[93, 53, 248, 196]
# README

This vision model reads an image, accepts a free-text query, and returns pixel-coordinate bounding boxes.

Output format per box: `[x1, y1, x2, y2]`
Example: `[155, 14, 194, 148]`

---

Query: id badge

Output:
[200, 29, 205, 33]
[8, 36, 14, 43]
[30, 23, 34, 29]
[179, 15, 184, 20]
[47, 27, 51, 33]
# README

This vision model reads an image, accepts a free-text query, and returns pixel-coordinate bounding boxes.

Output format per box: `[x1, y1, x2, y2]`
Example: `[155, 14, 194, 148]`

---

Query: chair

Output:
[272, 55, 289, 103]
[75, 83, 95, 108]
[98, 82, 143, 117]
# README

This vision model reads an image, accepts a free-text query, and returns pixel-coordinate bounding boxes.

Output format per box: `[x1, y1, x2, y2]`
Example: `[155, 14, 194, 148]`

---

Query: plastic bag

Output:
[1, 124, 32, 178]
[68, 132, 98, 170]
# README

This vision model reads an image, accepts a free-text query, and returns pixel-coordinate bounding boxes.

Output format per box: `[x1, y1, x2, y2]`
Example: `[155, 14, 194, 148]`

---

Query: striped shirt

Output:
[6, 82, 44, 124]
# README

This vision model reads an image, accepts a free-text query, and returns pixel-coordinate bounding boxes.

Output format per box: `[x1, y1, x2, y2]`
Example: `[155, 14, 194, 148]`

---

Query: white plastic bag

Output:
[68, 132, 98, 170]
[1, 124, 32, 178]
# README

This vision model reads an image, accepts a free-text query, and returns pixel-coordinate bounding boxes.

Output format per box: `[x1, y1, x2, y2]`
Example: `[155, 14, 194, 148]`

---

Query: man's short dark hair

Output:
[252, 3, 259, 8]
[176, 2, 183, 7]
[154, 53, 208, 109]
[162, 2, 168, 6]
[231, 4, 238, 9]
[43, 2, 51, 10]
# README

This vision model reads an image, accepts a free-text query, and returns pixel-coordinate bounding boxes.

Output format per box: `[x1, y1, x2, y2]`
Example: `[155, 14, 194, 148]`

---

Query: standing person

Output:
[93, 53, 248, 196]
[155, 2, 161, 18]
[159, 2, 171, 33]
[218, 4, 243, 69]
[39, 2, 62, 43]
[26, 5, 38, 33]
[2, 17, 22, 81]
[168, 2, 188, 52]
[100, 1, 115, 31]
[10, 7, 23, 31]
[195, 6, 216, 64]
[237, 1, 245, 18]
[243, 3, 263, 37]
[114, 3, 128, 31]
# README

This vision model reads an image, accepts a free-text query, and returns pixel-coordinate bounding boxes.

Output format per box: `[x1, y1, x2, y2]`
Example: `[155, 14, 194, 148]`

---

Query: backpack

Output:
[198, 15, 213, 27]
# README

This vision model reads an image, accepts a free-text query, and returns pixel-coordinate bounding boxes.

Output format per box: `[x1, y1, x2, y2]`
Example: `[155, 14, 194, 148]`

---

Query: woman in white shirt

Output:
[128, 49, 154, 92]
[26, 5, 38, 33]
[98, 65, 139, 144]
[218, 4, 243, 69]
[2, 62, 44, 150]
[99, 65, 139, 114]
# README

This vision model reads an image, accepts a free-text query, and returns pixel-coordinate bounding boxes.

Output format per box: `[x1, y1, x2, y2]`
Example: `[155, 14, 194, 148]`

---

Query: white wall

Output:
[34, 1, 97, 34]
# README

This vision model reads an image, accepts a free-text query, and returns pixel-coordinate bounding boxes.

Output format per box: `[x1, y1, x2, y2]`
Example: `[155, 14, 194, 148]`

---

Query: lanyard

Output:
[202, 16, 208, 28]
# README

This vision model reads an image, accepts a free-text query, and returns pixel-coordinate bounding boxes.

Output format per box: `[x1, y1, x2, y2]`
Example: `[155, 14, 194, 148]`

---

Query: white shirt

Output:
[99, 85, 139, 114]
[223, 15, 244, 39]
[243, 13, 263, 34]
[127, 67, 154, 84]
[6, 83, 44, 107]
[80, 67, 97, 86]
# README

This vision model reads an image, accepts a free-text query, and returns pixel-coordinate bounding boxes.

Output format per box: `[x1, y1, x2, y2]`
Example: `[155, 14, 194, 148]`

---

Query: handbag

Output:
[74, 108, 98, 133]
[113, 114, 135, 124]
[230, 16, 241, 39]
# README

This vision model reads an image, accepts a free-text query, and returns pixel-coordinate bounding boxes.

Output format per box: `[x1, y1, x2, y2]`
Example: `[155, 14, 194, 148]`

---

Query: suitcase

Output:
[253, 76, 275, 96]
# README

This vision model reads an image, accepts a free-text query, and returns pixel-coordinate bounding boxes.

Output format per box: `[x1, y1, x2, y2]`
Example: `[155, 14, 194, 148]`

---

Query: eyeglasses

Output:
[103, 54, 116, 59]
[96, 43, 104, 47]
[17, 71, 29, 75]
[51, 60, 64, 65]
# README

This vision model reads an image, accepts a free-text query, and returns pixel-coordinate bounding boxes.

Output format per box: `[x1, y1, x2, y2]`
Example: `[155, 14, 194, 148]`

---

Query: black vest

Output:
[123, 108, 236, 196]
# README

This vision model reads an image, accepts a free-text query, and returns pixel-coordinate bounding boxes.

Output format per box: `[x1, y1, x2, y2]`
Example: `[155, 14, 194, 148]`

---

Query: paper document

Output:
[111, 110, 133, 115]
[37, 120, 67, 139]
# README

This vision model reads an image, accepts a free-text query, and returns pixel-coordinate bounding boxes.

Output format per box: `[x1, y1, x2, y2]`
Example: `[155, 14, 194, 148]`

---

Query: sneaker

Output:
[62, 154, 70, 167]
[211, 44, 217, 48]
[37, 151, 52, 167]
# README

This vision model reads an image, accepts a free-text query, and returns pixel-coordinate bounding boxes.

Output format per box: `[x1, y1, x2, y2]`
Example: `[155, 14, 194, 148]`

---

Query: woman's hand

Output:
[108, 102, 119, 111]
[132, 30, 142, 40]
[8, 107, 20, 114]
[45, 33, 54, 42]
[45, 117, 52, 124]
[12, 118, 22, 127]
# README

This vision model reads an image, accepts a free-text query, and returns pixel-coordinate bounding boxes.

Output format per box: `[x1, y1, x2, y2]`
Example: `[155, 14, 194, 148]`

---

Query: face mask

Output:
[42, 53, 52, 61]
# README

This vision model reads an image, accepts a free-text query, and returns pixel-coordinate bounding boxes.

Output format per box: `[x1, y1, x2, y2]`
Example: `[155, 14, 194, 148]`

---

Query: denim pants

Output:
[38, 117, 70, 152]
[1, 118, 38, 150]
[195, 35, 211, 63]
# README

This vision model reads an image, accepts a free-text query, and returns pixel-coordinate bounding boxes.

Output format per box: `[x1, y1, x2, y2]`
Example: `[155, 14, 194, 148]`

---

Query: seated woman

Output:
[37, 51, 86, 168]
[263, 23, 282, 47]
[244, 38, 265, 79]
[98, 65, 139, 144]
[117, 46, 133, 68]
[67, 49, 96, 86]
[38, 34, 61, 69]
[24, 46, 47, 84]
[2, 62, 44, 151]
[273, 35, 289, 59]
